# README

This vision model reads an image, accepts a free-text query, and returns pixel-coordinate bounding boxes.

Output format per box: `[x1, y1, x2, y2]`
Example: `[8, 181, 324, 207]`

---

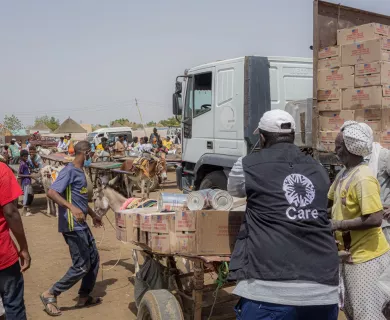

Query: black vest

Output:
[228, 143, 339, 286]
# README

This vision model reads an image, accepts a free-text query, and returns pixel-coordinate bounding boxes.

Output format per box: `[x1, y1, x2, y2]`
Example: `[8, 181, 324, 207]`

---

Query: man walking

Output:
[40, 141, 103, 316]
[228, 110, 339, 320]
[0, 162, 31, 320]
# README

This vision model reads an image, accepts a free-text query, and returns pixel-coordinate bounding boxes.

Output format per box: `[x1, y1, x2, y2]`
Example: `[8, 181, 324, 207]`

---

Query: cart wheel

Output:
[136, 176, 159, 192]
[137, 289, 184, 320]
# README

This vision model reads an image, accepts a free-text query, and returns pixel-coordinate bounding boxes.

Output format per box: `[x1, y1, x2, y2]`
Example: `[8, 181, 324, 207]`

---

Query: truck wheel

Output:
[199, 171, 227, 190]
[137, 289, 183, 320]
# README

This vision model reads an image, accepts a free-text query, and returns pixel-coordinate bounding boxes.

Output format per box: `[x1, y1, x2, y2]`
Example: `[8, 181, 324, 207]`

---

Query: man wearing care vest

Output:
[227, 109, 339, 320]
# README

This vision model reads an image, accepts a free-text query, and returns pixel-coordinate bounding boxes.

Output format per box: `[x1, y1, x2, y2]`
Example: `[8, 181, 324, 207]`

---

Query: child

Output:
[18, 150, 33, 216]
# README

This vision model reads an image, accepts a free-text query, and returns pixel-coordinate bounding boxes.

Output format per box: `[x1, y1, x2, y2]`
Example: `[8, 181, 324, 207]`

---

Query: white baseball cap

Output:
[253, 109, 296, 134]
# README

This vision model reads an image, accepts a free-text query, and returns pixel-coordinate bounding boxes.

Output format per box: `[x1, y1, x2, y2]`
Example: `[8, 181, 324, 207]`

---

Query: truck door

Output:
[182, 68, 215, 163]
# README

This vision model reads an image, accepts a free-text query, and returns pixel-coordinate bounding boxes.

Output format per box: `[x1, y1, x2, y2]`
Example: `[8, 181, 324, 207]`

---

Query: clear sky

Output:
[0, 0, 389, 126]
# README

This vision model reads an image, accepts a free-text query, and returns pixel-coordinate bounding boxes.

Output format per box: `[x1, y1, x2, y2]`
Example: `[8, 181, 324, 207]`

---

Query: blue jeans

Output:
[50, 228, 99, 297]
[235, 298, 339, 320]
[0, 262, 26, 320]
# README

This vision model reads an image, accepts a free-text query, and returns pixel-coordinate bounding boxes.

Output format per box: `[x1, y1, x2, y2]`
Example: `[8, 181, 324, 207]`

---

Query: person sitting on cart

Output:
[57, 137, 66, 151]
[114, 135, 125, 157]
[227, 110, 339, 320]
[28, 146, 44, 170]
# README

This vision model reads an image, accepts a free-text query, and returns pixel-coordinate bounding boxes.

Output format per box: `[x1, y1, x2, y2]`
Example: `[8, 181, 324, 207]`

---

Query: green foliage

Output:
[158, 116, 181, 127]
[34, 115, 60, 131]
[4, 114, 23, 131]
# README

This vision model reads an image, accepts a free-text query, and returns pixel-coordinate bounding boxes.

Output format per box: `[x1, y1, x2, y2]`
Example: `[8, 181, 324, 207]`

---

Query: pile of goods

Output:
[317, 23, 390, 151]
[115, 189, 246, 256]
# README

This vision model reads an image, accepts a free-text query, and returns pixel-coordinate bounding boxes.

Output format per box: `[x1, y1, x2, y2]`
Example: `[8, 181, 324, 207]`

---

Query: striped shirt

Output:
[50, 163, 89, 233]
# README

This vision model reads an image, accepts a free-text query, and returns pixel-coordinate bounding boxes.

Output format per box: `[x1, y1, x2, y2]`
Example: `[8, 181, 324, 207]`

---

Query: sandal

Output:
[40, 294, 62, 317]
[75, 296, 102, 308]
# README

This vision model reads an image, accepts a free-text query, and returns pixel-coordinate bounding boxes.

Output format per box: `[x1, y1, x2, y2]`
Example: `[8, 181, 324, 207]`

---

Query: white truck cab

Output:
[173, 56, 313, 192]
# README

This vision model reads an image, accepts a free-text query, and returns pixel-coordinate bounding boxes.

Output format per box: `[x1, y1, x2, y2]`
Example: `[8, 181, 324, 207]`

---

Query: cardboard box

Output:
[115, 210, 140, 243]
[174, 210, 245, 255]
[355, 74, 382, 87]
[318, 56, 341, 69]
[354, 62, 390, 86]
[151, 213, 175, 234]
[384, 85, 390, 97]
[383, 51, 390, 62]
[318, 46, 339, 59]
[150, 213, 176, 254]
[175, 232, 196, 254]
[318, 89, 341, 101]
[342, 86, 382, 110]
[139, 231, 152, 248]
[319, 131, 339, 143]
[342, 40, 390, 66]
[317, 67, 354, 90]
[383, 96, 390, 108]
[319, 142, 336, 152]
[355, 62, 382, 75]
[175, 210, 197, 232]
[151, 234, 176, 254]
[381, 130, 390, 143]
[382, 109, 390, 130]
[319, 110, 354, 131]
[318, 100, 341, 111]
[382, 37, 390, 51]
[140, 214, 153, 232]
[373, 131, 381, 142]
[337, 23, 389, 46]
[355, 109, 382, 131]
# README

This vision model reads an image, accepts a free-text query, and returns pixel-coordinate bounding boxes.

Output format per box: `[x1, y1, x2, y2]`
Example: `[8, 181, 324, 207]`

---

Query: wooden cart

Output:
[132, 247, 237, 320]
[40, 153, 73, 166]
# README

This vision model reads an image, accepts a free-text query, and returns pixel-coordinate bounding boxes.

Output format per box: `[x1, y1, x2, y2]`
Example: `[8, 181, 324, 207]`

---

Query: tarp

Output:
[55, 117, 87, 134]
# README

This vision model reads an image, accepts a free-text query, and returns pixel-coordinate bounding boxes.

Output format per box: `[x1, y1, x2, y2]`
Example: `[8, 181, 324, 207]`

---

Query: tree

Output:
[159, 116, 181, 127]
[146, 121, 157, 127]
[110, 118, 131, 126]
[4, 114, 23, 131]
[34, 115, 60, 131]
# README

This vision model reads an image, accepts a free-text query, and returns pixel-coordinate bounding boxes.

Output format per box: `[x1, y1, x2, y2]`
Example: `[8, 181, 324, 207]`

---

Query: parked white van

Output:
[90, 127, 133, 146]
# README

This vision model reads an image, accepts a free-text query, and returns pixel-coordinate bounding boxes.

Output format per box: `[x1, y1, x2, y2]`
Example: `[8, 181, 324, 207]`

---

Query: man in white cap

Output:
[228, 109, 339, 319]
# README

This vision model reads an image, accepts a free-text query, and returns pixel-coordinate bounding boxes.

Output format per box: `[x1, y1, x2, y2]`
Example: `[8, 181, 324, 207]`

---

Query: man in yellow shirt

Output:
[329, 121, 390, 320]
[162, 137, 173, 150]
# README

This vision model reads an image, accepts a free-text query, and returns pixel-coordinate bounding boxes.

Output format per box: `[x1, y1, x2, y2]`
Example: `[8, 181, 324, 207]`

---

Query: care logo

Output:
[283, 174, 318, 220]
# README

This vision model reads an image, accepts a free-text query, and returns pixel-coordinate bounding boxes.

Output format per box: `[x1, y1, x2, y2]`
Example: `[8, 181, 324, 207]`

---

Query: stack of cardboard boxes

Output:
[318, 23, 390, 151]
[115, 206, 245, 256]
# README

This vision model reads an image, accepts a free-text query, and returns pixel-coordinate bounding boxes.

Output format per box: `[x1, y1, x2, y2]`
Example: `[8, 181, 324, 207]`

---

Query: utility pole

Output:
[135, 98, 147, 137]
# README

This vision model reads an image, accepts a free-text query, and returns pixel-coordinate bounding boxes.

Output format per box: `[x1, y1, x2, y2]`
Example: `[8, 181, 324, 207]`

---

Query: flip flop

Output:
[75, 296, 102, 308]
[40, 294, 62, 317]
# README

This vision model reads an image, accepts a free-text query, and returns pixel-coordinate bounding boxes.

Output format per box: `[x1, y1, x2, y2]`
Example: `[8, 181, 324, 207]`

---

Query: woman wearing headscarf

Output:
[328, 121, 390, 320]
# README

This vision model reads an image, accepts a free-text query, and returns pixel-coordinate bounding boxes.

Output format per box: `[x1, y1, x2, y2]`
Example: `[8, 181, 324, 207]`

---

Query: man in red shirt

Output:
[0, 162, 31, 320]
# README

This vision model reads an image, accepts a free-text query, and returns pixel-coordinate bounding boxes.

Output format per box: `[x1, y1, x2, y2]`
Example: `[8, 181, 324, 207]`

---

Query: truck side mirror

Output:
[175, 81, 182, 94]
[172, 93, 182, 116]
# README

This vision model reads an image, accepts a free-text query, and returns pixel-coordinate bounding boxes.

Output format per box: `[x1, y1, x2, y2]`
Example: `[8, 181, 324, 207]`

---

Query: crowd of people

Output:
[92, 127, 181, 160]
[11, 115, 390, 319]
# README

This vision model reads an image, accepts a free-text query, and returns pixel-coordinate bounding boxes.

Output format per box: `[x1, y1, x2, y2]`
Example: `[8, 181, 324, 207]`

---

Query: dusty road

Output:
[19, 171, 346, 320]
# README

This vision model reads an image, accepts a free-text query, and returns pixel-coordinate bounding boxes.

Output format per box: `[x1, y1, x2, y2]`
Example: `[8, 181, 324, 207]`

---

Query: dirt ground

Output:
[19, 171, 346, 320]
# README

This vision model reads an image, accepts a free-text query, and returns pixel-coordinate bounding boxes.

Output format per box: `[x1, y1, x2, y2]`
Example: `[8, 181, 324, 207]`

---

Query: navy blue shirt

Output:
[50, 163, 89, 233]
